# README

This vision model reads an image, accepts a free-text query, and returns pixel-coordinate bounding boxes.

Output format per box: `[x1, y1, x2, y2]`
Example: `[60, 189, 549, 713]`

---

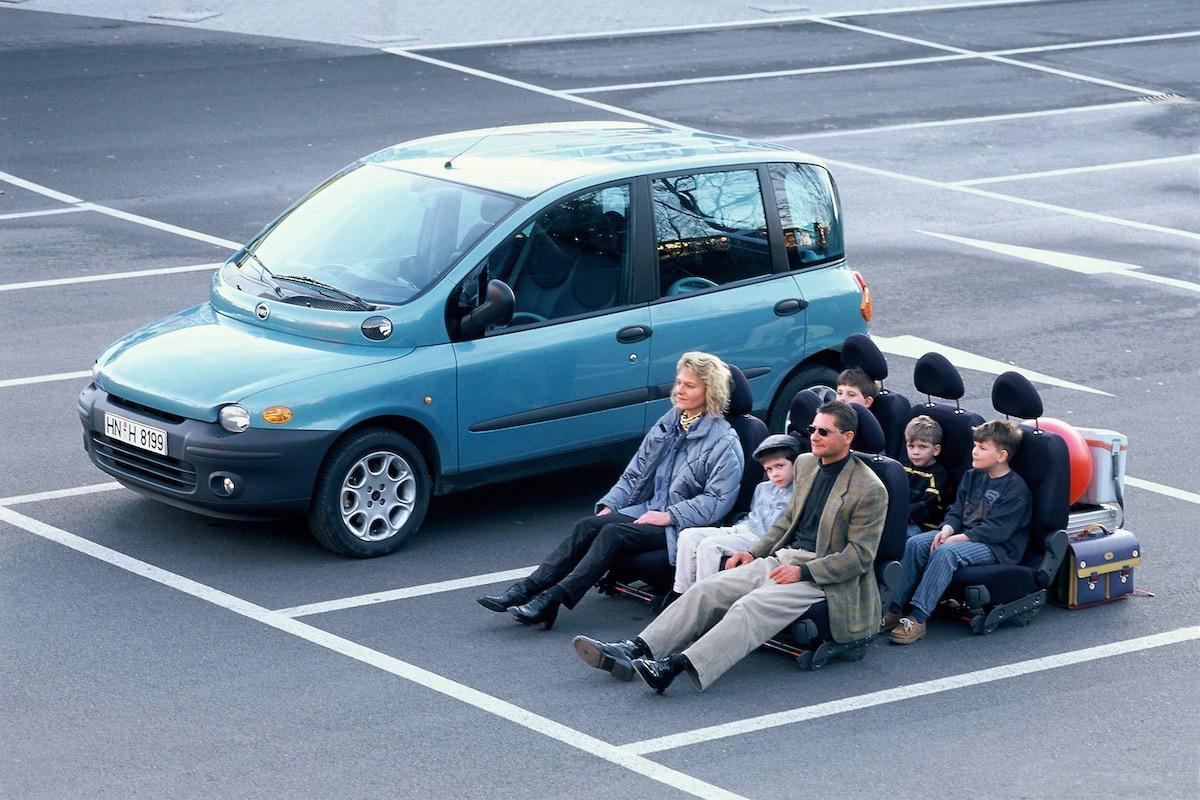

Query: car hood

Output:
[96, 303, 410, 422]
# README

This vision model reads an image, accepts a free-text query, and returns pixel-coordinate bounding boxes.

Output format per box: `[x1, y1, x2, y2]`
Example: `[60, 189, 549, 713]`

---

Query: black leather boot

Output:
[631, 653, 698, 694]
[508, 590, 562, 630]
[477, 581, 534, 613]
[572, 636, 648, 681]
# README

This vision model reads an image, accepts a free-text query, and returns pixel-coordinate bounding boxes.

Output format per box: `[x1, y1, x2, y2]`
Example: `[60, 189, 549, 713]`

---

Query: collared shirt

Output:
[790, 452, 851, 552]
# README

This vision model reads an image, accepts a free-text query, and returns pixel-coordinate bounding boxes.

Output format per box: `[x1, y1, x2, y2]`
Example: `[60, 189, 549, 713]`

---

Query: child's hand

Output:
[725, 551, 754, 570]
[930, 526, 954, 552]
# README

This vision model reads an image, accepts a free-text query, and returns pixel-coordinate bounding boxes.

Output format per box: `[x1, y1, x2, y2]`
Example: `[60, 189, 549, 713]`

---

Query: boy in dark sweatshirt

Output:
[885, 419, 1031, 644]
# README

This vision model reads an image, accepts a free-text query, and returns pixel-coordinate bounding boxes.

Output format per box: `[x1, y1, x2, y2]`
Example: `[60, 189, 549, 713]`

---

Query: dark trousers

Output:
[525, 513, 667, 607]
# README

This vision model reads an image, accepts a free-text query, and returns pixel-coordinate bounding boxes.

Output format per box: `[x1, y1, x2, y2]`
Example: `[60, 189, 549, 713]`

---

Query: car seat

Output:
[907, 352, 984, 507]
[784, 388, 822, 455]
[841, 333, 911, 461]
[598, 365, 768, 604]
[942, 371, 1070, 634]
[761, 408, 908, 669]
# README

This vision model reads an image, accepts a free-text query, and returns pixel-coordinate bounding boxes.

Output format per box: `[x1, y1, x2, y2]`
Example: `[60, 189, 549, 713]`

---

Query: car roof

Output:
[362, 121, 819, 198]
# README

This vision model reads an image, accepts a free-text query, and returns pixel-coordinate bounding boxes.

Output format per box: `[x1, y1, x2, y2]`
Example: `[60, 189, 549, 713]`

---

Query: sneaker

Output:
[888, 617, 927, 645]
[880, 611, 902, 631]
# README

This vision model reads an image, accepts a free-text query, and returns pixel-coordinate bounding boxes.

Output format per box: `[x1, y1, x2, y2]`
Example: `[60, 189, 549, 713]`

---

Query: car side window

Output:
[458, 184, 631, 332]
[652, 169, 772, 298]
[769, 163, 844, 269]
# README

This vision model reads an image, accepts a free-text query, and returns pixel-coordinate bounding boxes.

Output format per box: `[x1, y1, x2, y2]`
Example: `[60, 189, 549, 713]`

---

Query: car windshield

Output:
[249, 164, 520, 305]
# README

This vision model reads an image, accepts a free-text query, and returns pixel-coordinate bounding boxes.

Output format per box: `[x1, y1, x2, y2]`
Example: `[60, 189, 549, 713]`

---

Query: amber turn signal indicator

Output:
[262, 406, 293, 424]
[853, 271, 873, 322]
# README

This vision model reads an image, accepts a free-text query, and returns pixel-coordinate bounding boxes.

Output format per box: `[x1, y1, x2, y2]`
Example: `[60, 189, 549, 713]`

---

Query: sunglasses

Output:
[804, 424, 843, 437]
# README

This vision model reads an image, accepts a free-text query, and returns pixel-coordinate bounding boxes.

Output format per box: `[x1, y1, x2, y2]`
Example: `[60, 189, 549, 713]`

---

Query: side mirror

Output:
[458, 279, 514, 339]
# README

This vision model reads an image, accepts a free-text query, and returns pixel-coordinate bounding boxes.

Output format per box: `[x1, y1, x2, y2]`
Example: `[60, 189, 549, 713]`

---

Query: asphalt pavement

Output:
[2, 1, 1198, 798]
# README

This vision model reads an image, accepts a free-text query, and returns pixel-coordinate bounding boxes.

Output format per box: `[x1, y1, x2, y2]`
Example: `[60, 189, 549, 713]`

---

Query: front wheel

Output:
[307, 428, 431, 557]
[766, 364, 839, 433]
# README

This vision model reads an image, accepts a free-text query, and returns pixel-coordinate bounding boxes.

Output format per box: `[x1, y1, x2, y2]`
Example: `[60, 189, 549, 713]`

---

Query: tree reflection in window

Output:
[769, 163, 843, 269]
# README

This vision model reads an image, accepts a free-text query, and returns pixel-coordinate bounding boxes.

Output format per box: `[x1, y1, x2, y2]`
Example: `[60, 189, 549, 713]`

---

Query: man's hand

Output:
[725, 551, 754, 570]
[768, 564, 802, 584]
[634, 510, 671, 527]
[597, 506, 612, 516]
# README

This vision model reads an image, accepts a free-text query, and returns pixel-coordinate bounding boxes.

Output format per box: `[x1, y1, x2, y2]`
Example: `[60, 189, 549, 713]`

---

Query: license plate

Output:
[103, 412, 168, 456]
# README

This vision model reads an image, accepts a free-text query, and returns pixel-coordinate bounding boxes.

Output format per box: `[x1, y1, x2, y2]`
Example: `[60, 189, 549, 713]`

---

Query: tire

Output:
[766, 364, 840, 434]
[307, 428, 431, 558]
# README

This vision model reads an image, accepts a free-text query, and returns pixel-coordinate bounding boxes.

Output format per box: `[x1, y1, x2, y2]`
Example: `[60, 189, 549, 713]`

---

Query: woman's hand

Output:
[597, 506, 612, 516]
[634, 510, 671, 527]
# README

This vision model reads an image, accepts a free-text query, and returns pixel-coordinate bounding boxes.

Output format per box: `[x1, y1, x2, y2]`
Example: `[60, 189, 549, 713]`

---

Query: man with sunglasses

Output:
[573, 400, 888, 693]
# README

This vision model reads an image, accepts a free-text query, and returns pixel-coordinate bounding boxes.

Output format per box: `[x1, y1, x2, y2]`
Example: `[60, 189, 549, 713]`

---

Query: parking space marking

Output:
[0, 482, 122, 507]
[814, 18, 1165, 95]
[0, 170, 82, 204]
[872, 334, 1112, 396]
[405, 0, 1050, 51]
[0, 207, 89, 221]
[772, 100, 1146, 140]
[0, 370, 91, 389]
[952, 153, 1200, 186]
[385, 49, 691, 130]
[0, 171, 240, 250]
[565, 31, 1200, 95]
[0, 505, 748, 800]
[622, 625, 1200, 755]
[917, 232, 1200, 294]
[275, 565, 537, 617]
[821, 158, 1200, 242]
[0, 261, 222, 293]
[1126, 477, 1200, 506]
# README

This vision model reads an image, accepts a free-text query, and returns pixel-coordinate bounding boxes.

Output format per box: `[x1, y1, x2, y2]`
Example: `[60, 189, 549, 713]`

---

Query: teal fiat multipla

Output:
[80, 122, 871, 556]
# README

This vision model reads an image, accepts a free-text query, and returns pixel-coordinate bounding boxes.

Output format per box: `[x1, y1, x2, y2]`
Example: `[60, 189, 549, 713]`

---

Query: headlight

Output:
[219, 404, 251, 433]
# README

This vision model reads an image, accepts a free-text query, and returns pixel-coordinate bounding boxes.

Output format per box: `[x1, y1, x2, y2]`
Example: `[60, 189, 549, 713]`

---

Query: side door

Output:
[644, 166, 808, 418]
[452, 182, 651, 472]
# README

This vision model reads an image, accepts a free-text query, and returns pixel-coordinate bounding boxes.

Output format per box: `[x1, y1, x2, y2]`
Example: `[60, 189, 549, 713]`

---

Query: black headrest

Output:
[727, 365, 753, 417]
[850, 403, 885, 454]
[992, 371, 1043, 420]
[913, 352, 965, 400]
[841, 333, 888, 381]
[786, 389, 822, 438]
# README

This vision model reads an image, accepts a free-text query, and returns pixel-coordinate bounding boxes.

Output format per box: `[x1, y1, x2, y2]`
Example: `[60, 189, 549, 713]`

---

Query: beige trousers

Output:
[639, 551, 825, 689]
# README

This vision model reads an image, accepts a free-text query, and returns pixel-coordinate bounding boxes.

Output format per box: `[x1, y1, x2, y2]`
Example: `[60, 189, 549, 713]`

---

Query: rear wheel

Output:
[766, 364, 839, 434]
[307, 428, 431, 557]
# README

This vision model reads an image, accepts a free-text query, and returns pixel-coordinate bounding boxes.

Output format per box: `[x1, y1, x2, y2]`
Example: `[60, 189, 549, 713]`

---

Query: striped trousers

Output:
[891, 531, 997, 617]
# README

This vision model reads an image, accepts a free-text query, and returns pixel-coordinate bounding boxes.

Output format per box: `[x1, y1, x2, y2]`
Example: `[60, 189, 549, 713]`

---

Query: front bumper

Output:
[79, 383, 337, 520]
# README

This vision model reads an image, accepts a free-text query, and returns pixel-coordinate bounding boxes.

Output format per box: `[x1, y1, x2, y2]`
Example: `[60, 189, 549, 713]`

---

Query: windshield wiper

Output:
[238, 249, 285, 299]
[272, 274, 375, 311]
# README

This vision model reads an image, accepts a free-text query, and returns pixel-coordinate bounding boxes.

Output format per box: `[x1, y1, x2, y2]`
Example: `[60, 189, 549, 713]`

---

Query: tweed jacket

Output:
[749, 452, 887, 642]
[597, 409, 743, 564]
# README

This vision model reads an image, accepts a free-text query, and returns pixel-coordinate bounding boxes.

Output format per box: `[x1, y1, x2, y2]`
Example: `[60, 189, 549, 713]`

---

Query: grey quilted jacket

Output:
[596, 409, 744, 564]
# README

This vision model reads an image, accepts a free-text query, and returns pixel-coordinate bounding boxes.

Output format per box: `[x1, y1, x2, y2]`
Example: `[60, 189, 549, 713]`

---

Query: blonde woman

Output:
[479, 352, 744, 629]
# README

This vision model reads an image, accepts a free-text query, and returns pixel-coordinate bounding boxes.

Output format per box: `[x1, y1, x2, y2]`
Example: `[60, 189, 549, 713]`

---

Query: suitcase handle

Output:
[1070, 523, 1111, 542]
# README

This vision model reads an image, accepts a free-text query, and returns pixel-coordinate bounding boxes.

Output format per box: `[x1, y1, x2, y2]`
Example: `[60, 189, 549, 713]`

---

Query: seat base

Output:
[941, 588, 1047, 635]
[762, 632, 875, 670]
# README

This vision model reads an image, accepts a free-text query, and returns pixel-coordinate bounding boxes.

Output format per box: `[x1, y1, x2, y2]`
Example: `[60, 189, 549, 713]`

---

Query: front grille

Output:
[91, 432, 197, 492]
[108, 394, 187, 425]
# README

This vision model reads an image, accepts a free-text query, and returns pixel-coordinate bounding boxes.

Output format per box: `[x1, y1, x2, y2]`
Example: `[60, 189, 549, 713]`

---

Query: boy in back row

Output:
[885, 419, 1031, 644]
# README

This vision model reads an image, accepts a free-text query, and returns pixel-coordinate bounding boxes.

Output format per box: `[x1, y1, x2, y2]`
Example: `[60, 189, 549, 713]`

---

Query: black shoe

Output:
[508, 591, 561, 630]
[478, 582, 533, 613]
[572, 636, 646, 681]
[631, 654, 694, 694]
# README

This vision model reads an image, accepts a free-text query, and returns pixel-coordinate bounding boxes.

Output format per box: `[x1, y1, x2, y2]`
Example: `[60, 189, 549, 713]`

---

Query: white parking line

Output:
[404, 0, 1051, 51]
[565, 31, 1200, 95]
[0, 482, 122, 507]
[814, 18, 1164, 95]
[275, 565, 538, 617]
[0, 171, 241, 251]
[0, 505, 748, 800]
[0, 207, 89, 221]
[0, 370, 91, 389]
[872, 334, 1112, 396]
[952, 153, 1200, 186]
[622, 625, 1200, 755]
[0, 261, 222, 293]
[1126, 477, 1200, 506]
[771, 100, 1147, 140]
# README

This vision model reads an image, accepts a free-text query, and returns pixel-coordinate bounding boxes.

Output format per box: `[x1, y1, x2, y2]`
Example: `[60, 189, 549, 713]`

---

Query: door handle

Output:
[617, 324, 653, 344]
[774, 298, 809, 316]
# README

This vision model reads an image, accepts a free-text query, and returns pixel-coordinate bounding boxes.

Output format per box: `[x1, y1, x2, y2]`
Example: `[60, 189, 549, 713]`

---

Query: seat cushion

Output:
[951, 563, 1039, 605]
